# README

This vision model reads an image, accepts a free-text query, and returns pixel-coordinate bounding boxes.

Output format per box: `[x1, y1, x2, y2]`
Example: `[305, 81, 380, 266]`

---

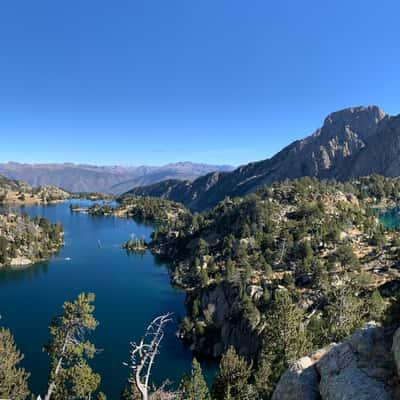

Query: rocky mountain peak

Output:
[320, 105, 387, 141]
[127, 105, 400, 212]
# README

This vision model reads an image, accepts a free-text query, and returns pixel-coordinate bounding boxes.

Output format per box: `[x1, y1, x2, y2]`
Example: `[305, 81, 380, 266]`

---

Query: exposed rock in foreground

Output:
[272, 323, 397, 400]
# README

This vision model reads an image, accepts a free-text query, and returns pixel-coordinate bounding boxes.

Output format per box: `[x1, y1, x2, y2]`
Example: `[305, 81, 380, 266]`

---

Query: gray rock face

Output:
[272, 323, 395, 400]
[128, 105, 400, 212]
[185, 282, 261, 358]
[392, 326, 400, 376]
[271, 354, 322, 400]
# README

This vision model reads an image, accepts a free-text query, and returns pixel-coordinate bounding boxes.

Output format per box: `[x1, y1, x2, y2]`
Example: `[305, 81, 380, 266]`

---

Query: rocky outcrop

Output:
[392, 327, 400, 377]
[183, 282, 261, 358]
[272, 323, 396, 400]
[128, 106, 400, 211]
[271, 351, 324, 400]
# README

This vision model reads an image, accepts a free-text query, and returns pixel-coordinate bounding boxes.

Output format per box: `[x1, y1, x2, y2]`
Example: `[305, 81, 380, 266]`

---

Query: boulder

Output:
[392, 326, 400, 376]
[271, 355, 321, 400]
[272, 323, 394, 400]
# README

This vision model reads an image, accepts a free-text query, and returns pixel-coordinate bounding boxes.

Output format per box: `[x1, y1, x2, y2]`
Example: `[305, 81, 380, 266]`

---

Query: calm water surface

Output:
[378, 206, 400, 229]
[0, 200, 212, 398]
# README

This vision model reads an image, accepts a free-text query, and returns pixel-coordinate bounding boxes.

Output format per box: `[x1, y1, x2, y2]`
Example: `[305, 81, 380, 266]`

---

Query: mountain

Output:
[0, 173, 23, 192]
[127, 105, 398, 211]
[0, 162, 234, 194]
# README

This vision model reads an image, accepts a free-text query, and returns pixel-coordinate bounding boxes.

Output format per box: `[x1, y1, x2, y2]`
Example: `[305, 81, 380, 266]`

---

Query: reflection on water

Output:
[0, 262, 51, 284]
[0, 199, 216, 398]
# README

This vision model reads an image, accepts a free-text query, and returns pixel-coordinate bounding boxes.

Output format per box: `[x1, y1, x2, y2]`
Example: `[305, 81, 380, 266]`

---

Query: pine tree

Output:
[179, 358, 210, 400]
[258, 290, 311, 395]
[368, 290, 385, 321]
[253, 351, 273, 399]
[44, 292, 100, 400]
[0, 327, 30, 400]
[211, 346, 252, 400]
[323, 274, 363, 342]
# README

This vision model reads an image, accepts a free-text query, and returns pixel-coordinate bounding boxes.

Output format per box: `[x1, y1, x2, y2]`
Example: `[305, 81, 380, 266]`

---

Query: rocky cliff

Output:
[181, 282, 261, 358]
[128, 106, 400, 211]
[272, 323, 399, 400]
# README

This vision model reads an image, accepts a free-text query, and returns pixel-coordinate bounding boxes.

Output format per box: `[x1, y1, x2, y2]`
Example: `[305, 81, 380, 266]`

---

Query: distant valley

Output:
[0, 162, 234, 194]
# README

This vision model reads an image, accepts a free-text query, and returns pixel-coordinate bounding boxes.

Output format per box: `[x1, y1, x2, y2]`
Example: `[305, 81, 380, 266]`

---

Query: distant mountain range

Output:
[0, 162, 234, 194]
[128, 105, 400, 211]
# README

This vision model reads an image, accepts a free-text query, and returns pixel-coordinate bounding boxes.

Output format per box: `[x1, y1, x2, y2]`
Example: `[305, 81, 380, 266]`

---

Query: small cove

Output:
[0, 199, 215, 398]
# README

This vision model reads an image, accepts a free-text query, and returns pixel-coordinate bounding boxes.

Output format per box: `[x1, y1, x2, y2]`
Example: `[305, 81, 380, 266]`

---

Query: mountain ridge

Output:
[0, 162, 234, 194]
[127, 105, 399, 211]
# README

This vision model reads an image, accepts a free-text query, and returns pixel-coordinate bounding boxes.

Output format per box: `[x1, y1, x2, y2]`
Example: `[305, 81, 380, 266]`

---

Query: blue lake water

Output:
[0, 200, 214, 398]
[377, 206, 400, 229]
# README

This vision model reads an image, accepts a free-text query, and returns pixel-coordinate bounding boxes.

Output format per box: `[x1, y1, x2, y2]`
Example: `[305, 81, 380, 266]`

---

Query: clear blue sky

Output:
[0, 0, 399, 166]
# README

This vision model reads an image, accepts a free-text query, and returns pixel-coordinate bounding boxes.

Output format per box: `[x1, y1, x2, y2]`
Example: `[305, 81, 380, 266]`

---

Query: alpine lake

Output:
[0, 199, 215, 398]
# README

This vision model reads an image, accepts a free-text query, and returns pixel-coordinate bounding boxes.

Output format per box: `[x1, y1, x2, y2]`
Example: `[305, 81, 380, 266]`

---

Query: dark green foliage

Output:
[0, 236, 9, 264]
[0, 328, 30, 400]
[211, 346, 252, 400]
[256, 290, 311, 397]
[0, 212, 64, 267]
[368, 290, 386, 322]
[179, 358, 210, 400]
[93, 195, 191, 224]
[330, 243, 360, 271]
[44, 292, 100, 400]
[320, 275, 364, 343]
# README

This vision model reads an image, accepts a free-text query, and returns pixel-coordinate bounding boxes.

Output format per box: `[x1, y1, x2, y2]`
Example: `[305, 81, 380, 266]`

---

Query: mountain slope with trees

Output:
[128, 105, 400, 211]
[141, 175, 400, 395]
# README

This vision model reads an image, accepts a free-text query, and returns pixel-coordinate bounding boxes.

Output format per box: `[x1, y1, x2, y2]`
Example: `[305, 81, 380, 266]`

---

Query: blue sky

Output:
[0, 0, 399, 166]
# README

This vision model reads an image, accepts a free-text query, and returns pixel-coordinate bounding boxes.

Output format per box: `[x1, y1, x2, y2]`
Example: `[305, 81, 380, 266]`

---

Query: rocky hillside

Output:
[0, 174, 69, 205]
[0, 212, 64, 268]
[0, 162, 233, 194]
[129, 105, 400, 211]
[134, 175, 400, 397]
[272, 322, 397, 400]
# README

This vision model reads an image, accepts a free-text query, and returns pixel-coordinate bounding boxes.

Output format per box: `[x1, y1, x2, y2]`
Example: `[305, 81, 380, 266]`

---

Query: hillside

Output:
[0, 212, 64, 268]
[0, 162, 233, 194]
[128, 105, 400, 211]
[0, 174, 69, 205]
[140, 175, 400, 396]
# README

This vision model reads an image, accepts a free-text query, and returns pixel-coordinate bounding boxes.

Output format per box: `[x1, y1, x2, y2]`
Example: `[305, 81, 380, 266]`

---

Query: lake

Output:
[378, 206, 400, 229]
[0, 200, 213, 398]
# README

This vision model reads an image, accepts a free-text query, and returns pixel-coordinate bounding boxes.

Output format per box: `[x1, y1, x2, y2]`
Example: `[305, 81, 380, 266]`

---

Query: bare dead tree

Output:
[124, 313, 173, 400]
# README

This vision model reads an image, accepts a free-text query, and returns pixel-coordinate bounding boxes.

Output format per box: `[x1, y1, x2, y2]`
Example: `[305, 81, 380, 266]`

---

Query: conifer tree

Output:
[257, 290, 310, 395]
[211, 346, 252, 400]
[323, 274, 363, 342]
[44, 292, 100, 400]
[0, 327, 30, 400]
[179, 358, 210, 400]
[368, 289, 386, 321]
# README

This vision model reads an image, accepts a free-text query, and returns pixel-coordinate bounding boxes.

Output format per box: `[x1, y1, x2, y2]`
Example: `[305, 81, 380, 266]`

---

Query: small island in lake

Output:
[71, 194, 191, 224]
